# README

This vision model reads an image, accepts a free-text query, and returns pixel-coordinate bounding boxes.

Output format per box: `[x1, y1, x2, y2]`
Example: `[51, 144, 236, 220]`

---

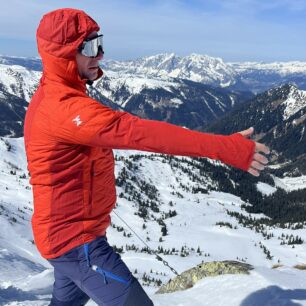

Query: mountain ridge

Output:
[205, 83, 306, 176]
[2, 53, 306, 93]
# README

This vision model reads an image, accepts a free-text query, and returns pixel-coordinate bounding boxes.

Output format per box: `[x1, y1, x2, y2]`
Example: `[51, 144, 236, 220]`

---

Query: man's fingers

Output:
[247, 141, 270, 177]
[255, 142, 270, 155]
[248, 153, 269, 177]
[250, 160, 265, 171]
[248, 167, 259, 177]
[254, 152, 269, 165]
[236, 131, 271, 177]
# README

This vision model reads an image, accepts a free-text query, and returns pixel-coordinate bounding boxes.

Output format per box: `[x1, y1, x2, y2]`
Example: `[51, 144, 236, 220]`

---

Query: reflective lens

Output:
[80, 34, 104, 57]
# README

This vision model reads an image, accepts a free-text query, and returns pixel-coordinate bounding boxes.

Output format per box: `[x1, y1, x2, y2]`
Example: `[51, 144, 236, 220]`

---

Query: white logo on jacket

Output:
[72, 115, 82, 126]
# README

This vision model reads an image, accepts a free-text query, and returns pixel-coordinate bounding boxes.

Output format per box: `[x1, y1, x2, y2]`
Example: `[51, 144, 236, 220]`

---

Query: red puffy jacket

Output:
[24, 8, 255, 259]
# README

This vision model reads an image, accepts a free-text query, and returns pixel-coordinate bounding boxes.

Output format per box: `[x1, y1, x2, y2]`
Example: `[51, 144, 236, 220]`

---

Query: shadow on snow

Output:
[0, 285, 50, 305]
[241, 285, 306, 306]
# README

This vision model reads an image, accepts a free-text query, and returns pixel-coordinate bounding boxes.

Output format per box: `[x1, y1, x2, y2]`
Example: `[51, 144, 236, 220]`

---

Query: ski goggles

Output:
[79, 34, 104, 58]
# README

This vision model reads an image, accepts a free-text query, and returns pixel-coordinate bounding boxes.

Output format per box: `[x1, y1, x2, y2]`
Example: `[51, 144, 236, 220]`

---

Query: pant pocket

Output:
[91, 265, 130, 285]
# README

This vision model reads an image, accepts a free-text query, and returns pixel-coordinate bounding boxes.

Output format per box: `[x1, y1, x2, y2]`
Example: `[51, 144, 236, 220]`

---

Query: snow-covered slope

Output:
[94, 70, 183, 108]
[0, 64, 40, 102]
[1, 138, 306, 305]
[90, 70, 247, 129]
[281, 86, 306, 120]
[154, 267, 306, 306]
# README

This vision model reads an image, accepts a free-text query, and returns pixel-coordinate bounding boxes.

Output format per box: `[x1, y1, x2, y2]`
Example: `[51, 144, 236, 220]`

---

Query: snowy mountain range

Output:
[2, 52, 306, 133]
[0, 53, 306, 305]
[2, 53, 306, 93]
[102, 53, 237, 88]
[89, 71, 251, 129]
[0, 59, 251, 131]
[102, 53, 306, 93]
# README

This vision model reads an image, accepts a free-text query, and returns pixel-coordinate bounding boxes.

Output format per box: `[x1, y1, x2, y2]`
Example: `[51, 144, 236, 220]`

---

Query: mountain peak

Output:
[102, 53, 236, 87]
[264, 84, 306, 117]
[283, 85, 306, 120]
[188, 53, 223, 62]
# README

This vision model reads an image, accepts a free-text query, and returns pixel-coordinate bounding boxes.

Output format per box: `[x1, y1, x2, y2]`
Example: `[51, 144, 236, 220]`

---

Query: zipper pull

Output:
[92, 265, 108, 284]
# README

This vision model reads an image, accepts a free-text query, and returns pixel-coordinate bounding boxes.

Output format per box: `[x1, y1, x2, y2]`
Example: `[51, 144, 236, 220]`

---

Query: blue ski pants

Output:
[48, 236, 154, 306]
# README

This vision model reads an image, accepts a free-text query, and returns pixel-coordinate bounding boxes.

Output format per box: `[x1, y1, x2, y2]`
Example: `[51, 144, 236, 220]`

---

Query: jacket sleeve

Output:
[53, 97, 255, 172]
[91, 111, 255, 172]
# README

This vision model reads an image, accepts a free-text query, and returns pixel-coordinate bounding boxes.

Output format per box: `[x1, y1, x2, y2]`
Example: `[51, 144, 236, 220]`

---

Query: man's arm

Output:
[54, 98, 269, 175]
[90, 112, 259, 172]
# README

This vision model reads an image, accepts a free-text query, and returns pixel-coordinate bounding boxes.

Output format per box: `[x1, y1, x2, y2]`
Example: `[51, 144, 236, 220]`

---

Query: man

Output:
[24, 8, 270, 306]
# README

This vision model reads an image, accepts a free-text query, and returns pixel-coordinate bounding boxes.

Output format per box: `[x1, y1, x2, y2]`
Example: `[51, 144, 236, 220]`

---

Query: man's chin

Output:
[87, 72, 98, 81]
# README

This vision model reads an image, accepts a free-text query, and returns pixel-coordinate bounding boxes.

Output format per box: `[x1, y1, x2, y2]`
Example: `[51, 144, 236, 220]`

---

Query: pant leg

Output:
[49, 236, 154, 306]
[123, 278, 154, 306]
[80, 237, 154, 305]
[49, 265, 90, 306]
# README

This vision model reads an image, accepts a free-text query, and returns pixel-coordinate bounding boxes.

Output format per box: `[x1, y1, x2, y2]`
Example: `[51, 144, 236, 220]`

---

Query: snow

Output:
[282, 87, 306, 120]
[96, 71, 180, 108]
[274, 175, 306, 192]
[169, 98, 183, 107]
[2, 263, 306, 306]
[154, 267, 306, 306]
[0, 64, 40, 102]
[231, 61, 306, 75]
[205, 91, 227, 111]
[300, 126, 305, 142]
[0, 142, 306, 305]
[102, 53, 237, 87]
[2, 54, 306, 101]
[1, 55, 306, 115]
[257, 182, 277, 196]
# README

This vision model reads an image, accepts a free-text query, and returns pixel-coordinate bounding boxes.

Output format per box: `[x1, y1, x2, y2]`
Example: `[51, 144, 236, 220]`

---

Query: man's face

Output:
[76, 31, 103, 81]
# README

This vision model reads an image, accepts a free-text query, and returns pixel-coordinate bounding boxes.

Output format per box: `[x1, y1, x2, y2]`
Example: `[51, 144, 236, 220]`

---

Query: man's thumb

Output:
[239, 127, 254, 138]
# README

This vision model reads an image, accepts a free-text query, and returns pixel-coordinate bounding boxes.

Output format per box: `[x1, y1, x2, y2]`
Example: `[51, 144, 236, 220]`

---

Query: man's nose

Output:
[96, 50, 104, 60]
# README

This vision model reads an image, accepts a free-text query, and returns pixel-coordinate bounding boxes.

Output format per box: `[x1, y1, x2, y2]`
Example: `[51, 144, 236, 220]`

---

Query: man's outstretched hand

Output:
[238, 127, 270, 177]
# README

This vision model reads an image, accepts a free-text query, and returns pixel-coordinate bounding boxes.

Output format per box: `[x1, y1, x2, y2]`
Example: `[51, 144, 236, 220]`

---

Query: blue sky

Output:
[1, 0, 306, 62]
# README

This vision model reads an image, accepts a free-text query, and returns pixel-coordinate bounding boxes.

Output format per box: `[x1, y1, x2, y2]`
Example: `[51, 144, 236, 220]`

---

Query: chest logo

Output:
[72, 115, 82, 127]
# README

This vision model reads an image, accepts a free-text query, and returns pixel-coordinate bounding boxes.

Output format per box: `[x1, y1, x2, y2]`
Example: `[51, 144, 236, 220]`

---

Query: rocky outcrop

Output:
[156, 260, 253, 294]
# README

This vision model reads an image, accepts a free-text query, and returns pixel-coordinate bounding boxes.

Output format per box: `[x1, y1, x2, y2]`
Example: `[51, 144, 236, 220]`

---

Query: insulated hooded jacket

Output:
[24, 8, 255, 259]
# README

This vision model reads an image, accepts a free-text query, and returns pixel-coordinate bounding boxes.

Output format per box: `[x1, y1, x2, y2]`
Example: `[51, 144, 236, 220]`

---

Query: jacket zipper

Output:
[88, 161, 95, 214]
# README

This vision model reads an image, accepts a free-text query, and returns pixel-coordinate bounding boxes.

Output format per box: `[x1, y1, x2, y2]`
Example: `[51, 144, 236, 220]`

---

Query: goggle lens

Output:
[80, 35, 104, 57]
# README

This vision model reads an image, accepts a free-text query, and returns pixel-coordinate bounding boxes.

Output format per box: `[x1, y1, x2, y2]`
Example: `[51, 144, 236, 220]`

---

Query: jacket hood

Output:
[37, 8, 103, 89]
